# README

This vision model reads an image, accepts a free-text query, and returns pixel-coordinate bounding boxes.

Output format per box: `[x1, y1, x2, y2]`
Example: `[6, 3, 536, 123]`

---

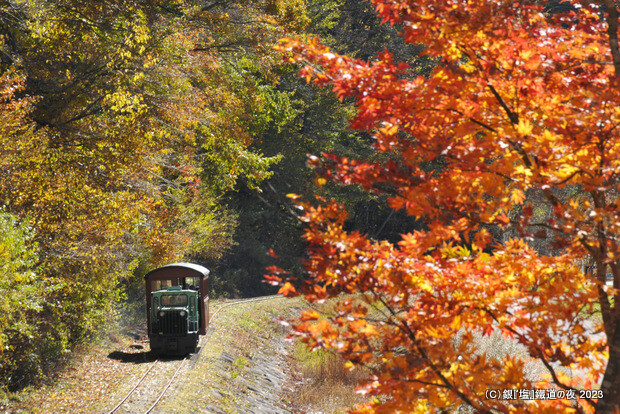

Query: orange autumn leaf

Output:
[278, 282, 298, 297]
[277, 0, 619, 412]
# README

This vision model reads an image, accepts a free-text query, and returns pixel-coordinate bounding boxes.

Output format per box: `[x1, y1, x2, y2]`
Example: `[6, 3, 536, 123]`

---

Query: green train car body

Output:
[144, 263, 209, 355]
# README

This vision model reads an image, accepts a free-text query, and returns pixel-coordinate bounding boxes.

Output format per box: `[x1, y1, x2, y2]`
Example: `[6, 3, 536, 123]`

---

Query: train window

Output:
[161, 294, 188, 306]
[185, 276, 200, 290]
[152, 280, 173, 291]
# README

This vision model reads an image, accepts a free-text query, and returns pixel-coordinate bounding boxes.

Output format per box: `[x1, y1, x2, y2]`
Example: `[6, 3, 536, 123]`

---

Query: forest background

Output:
[0, 0, 417, 391]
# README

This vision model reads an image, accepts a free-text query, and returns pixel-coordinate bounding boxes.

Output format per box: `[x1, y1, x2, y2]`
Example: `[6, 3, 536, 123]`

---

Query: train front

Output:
[149, 286, 200, 355]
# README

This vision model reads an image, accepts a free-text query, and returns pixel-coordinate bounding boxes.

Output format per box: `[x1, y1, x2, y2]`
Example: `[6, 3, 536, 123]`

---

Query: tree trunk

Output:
[597, 310, 620, 413]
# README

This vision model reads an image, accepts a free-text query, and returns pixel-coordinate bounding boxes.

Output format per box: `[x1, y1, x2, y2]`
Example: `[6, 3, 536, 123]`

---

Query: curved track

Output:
[106, 295, 281, 414]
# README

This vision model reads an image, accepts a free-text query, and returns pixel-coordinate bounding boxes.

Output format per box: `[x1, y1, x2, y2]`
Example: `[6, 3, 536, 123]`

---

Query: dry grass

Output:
[287, 343, 368, 414]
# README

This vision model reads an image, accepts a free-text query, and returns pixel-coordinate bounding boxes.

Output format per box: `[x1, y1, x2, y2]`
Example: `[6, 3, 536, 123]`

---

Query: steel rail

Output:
[107, 294, 283, 414]
[105, 360, 158, 414]
[143, 357, 187, 414]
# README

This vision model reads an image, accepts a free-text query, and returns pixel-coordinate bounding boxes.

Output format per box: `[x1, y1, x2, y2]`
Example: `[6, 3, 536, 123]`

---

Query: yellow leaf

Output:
[516, 119, 533, 136]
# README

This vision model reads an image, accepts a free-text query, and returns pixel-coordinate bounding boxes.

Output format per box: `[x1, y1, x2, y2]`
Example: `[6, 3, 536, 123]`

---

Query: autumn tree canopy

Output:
[274, 0, 620, 412]
[213, 0, 422, 297]
[0, 0, 306, 388]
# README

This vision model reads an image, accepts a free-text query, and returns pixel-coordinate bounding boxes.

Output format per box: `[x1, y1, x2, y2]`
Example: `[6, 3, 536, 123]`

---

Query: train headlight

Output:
[159, 311, 165, 318]
[180, 310, 186, 317]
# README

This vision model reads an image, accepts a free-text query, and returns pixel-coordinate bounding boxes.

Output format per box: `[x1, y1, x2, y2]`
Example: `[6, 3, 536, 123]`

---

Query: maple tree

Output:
[273, 0, 620, 412]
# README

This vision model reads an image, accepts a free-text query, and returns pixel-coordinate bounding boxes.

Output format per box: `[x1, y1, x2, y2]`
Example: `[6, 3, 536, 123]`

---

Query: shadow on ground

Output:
[107, 348, 154, 364]
[107, 346, 200, 364]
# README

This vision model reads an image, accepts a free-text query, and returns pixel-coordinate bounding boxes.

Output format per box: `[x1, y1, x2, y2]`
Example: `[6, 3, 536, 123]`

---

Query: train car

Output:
[144, 263, 209, 355]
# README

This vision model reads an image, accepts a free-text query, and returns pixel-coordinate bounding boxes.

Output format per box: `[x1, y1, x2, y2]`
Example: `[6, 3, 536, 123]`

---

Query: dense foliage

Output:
[212, 0, 431, 297]
[0, 0, 305, 389]
[275, 0, 620, 412]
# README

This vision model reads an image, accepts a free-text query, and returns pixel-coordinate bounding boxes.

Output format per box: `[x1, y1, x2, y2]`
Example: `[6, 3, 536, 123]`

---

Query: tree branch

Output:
[372, 293, 488, 412]
[487, 83, 519, 125]
[601, 0, 620, 78]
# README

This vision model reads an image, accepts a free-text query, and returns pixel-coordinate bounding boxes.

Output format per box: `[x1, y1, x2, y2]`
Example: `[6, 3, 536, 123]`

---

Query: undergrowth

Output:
[287, 341, 368, 413]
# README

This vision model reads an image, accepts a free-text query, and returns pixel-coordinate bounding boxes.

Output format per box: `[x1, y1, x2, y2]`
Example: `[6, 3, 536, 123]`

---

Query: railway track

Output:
[105, 295, 281, 414]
